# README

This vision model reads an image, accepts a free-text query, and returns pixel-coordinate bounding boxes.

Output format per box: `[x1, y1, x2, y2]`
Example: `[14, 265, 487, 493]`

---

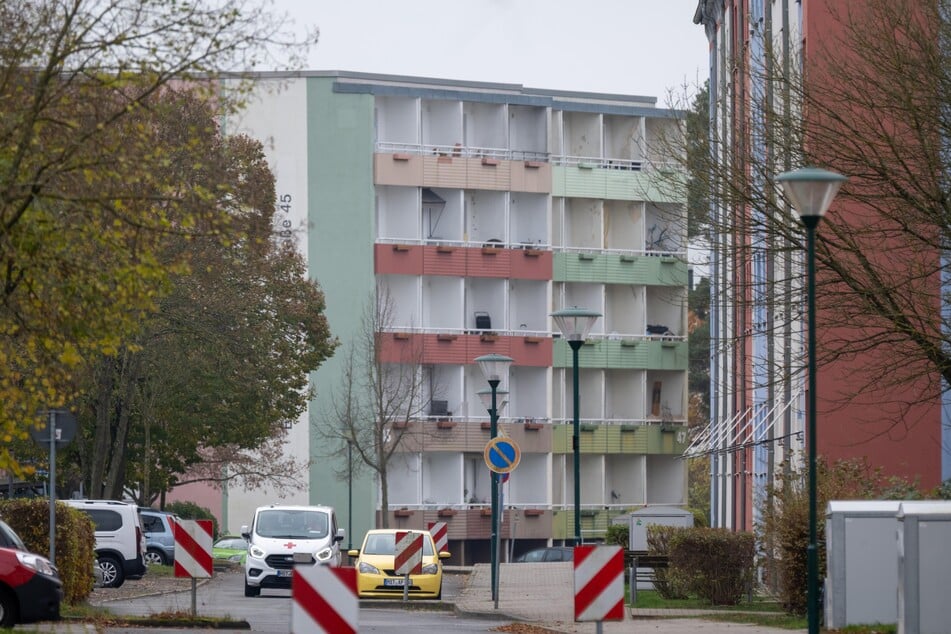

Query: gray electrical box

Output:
[824, 500, 938, 629]
[897, 501, 951, 634]
[824, 500, 903, 628]
[628, 506, 693, 552]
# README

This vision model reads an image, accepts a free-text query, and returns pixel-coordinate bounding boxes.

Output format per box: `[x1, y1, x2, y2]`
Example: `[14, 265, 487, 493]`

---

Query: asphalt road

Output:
[80, 568, 484, 633]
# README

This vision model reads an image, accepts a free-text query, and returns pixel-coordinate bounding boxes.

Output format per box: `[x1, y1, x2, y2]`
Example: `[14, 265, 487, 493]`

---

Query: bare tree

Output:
[318, 288, 431, 528]
[665, 0, 951, 438]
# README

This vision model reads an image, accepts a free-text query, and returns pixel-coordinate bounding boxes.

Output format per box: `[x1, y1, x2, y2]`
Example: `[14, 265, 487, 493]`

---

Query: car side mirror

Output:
[240, 524, 250, 540]
[438, 551, 451, 559]
[335, 528, 345, 543]
[347, 549, 360, 557]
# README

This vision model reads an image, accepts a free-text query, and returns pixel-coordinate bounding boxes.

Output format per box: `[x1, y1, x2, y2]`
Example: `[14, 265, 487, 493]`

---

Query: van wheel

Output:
[244, 580, 260, 597]
[98, 554, 125, 588]
[0, 587, 18, 628]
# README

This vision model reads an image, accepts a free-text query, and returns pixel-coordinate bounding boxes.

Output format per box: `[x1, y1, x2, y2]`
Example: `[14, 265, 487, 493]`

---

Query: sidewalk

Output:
[452, 563, 806, 634]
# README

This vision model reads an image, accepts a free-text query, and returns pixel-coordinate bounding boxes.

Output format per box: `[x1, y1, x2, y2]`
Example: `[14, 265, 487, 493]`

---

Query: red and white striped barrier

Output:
[394, 531, 423, 575]
[428, 521, 448, 553]
[574, 545, 624, 622]
[172, 519, 213, 579]
[292, 565, 358, 634]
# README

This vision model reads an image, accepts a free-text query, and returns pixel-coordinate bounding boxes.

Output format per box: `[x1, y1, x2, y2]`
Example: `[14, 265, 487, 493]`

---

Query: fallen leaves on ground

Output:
[491, 624, 566, 633]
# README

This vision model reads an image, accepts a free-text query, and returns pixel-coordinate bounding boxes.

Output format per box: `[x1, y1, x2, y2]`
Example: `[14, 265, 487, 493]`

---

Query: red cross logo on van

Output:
[283, 541, 297, 549]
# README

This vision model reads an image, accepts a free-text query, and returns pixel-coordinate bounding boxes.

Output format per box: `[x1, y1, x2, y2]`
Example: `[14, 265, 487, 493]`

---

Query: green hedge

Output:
[0, 499, 96, 604]
[604, 523, 628, 548]
[163, 500, 219, 538]
[646, 525, 690, 599]
[668, 527, 755, 605]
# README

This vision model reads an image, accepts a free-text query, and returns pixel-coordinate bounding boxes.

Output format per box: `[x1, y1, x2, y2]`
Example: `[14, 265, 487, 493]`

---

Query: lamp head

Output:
[474, 353, 514, 384]
[476, 388, 509, 414]
[550, 306, 601, 342]
[776, 167, 847, 226]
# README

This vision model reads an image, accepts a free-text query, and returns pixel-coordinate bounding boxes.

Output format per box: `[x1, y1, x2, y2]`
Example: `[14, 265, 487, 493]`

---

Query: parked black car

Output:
[514, 546, 574, 562]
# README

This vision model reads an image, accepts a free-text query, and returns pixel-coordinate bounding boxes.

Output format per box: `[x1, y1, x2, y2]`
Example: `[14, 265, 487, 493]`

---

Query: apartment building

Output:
[691, 1, 950, 532]
[219, 71, 690, 563]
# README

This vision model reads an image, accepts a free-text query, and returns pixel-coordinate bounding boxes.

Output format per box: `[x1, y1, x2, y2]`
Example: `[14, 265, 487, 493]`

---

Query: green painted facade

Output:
[551, 424, 689, 454]
[551, 165, 684, 203]
[306, 78, 378, 548]
[552, 339, 688, 370]
[553, 252, 688, 285]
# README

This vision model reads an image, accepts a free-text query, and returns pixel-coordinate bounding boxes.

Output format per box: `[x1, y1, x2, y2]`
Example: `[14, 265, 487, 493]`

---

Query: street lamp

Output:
[475, 353, 513, 608]
[777, 166, 846, 634]
[550, 306, 601, 546]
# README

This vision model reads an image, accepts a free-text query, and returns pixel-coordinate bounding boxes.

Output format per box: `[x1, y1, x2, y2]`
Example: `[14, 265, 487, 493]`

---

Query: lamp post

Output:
[777, 167, 846, 634]
[475, 353, 513, 608]
[477, 386, 508, 608]
[550, 307, 601, 546]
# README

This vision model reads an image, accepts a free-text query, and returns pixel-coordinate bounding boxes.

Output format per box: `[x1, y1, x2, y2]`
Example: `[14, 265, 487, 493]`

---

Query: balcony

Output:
[374, 144, 551, 193]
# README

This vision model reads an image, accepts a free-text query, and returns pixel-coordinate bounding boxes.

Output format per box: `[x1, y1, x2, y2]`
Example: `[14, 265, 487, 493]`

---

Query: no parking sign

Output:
[483, 436, 520, 474]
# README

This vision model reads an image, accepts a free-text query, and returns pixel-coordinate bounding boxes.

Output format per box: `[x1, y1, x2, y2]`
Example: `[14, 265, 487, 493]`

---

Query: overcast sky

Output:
[269, 0, 709, 102]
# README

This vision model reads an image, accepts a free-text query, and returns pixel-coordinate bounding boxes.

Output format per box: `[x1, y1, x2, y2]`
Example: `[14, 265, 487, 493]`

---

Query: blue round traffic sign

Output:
[484, 437, 520, 474]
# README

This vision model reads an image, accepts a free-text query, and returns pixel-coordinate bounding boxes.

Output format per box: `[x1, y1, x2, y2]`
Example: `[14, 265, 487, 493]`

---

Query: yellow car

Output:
[347, 529, 450, 599]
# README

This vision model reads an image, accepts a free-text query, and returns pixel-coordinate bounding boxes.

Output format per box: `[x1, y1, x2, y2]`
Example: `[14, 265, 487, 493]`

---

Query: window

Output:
[364, 532, 434, 556]
[86, 509, 123, 532]
[141, 514, 167, 533]
[256, 509, 329, 539]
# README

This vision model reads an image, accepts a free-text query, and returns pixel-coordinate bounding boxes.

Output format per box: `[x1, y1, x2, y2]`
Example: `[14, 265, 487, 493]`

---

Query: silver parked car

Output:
[138, 508, 180, 566]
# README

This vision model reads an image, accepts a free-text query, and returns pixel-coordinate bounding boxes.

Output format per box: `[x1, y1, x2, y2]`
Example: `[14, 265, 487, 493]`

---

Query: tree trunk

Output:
[89, 359, 116, 498]
[378, 448, 389, 529]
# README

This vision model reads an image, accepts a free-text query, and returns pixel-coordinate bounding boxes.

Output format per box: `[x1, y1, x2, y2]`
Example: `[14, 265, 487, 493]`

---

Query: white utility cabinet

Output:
[897, 501, 951, 634]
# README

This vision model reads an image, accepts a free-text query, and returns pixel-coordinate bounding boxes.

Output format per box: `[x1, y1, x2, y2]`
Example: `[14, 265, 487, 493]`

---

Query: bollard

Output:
[629, 565, 636, 605]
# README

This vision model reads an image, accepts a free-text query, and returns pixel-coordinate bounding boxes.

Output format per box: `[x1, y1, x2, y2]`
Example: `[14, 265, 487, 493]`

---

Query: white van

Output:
[240, 504, 344, 597]
[62, 499, 147, 588]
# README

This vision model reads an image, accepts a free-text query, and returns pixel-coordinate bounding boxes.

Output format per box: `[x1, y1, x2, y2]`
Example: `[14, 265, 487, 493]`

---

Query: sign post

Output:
[173, 519, 213, 615]
[30, 408, 77, 564]
[483, 435, 520, 608]
[394, 531, 423, 602]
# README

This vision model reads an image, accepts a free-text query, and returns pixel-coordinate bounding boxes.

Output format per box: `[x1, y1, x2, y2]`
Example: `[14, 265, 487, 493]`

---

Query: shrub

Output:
[164, 500, 219, 538]
[604, 523, 629, 548]
[0, 499, 96, 604]
[646, 525, 690, 599]
[756, 456, 927, 614]
[668, 527, 755, 605]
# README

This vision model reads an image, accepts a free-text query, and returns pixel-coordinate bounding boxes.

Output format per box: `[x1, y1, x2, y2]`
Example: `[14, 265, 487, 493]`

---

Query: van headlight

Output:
[249, 545, 267, 559]
[421, 563, 438, 575]
[315, 548, 333, 562]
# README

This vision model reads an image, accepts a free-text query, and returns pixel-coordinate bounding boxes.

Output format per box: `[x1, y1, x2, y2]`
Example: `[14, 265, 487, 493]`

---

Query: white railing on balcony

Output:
[550, 155, 683, 174]
[376, 141, 549, 162]
[553, 155, 643, 171]
[376, 236, 552, 250]
[385, 326, 687, 345]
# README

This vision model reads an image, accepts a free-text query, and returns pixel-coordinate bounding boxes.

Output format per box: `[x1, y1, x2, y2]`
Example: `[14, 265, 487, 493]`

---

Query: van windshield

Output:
[255, 510, 329, 539]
